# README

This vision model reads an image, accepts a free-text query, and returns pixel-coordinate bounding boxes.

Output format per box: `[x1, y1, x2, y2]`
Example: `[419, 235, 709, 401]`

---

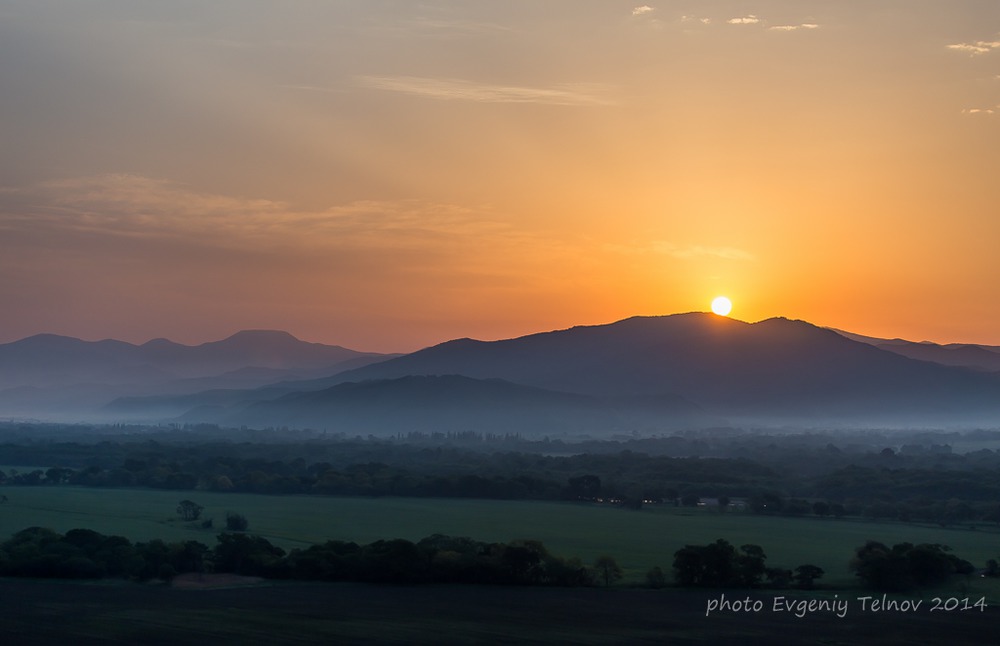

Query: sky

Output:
[1, 1, 999, 352]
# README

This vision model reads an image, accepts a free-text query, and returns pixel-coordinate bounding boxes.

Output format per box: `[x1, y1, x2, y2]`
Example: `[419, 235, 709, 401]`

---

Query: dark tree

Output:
[497, 541, 545, 585]
[360, 538, 426, 583]
[765, 567, 793, 588]
[736, 544, 767, 587]
[850, 541, 909, 591]
[674, 539, 739, 587]
[213, 533, 285, 576]
[645, 565, 666, 589]
[225, 512, 249, 532]
[176, 500, 203, 521]
[793, 564, 824, 589]
[850, 541, 972, 591]
[594, 554, 623, 588]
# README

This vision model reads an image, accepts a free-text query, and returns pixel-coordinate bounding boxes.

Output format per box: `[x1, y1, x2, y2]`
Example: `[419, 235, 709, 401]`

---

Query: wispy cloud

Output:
[0, 175, 511, 252]
[727, 15, 760, 25]
[681, 15, 712, 25]
[632, 6, 654, 17]
[769, 23, 819, 32]
[947, 39, 1000, 55]
[962, 107, 997, 115]
[0, 175, 573, 342]
[358, 75, 615, 106]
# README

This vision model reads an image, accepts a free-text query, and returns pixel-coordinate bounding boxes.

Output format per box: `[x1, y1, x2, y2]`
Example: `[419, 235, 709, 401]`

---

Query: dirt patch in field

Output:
[170, 573, 265, 589]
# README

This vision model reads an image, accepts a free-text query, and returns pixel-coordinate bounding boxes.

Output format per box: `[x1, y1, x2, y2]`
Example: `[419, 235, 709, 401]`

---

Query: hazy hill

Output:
[10, 315, 1000, 430]
[0, 330, 387, 387]
[321, 314, 1000, 424]
[831, 329, 1000, 372]
[0, 331, 393, 420]
[208, 374, 707, 435]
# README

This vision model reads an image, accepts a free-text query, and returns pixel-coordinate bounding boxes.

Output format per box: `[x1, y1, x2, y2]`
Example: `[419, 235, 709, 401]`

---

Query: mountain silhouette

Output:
[319, 313, 1000, 424]
[831, 329, 1000, 372]
[0, 330, 393, 420]
[8, 314, 1000, 429]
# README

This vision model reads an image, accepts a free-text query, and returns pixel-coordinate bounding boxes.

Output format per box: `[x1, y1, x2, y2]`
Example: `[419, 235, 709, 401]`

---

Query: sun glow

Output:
[711, 296, 733, 316]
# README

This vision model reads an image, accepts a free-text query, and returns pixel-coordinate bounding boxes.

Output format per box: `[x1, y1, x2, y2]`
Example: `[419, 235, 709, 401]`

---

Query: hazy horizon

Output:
[3, 2, 999, 352]
[4, 310, 1000, 355]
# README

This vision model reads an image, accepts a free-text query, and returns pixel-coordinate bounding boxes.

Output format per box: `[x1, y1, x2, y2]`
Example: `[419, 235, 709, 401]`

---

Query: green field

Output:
[3, 486, 999, 591]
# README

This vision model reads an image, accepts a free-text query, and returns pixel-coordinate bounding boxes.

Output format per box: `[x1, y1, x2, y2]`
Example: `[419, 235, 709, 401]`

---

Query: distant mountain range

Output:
[0, 330, 396, 421]
[829, 329, 1000, 372]
[4, 315, 1000, 432]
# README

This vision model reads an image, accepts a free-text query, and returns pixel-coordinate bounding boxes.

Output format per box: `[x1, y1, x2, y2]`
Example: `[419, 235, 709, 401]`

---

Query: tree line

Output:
[5, 426, 1000, 524]
[0, 527, 591, 586]
[668, 538, 976, 592]
[0, 523, 981, 593]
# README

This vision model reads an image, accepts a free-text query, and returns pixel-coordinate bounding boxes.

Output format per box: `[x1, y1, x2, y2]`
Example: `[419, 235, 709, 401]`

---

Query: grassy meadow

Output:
[3, 485, 1000, 593]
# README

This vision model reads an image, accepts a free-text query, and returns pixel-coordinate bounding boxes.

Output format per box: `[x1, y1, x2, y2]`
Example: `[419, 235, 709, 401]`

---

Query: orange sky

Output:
[1, 2, 999, 352]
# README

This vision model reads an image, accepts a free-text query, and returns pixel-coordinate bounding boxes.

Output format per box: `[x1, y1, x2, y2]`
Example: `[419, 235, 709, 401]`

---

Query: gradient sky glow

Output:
[2, 1, 999, 351]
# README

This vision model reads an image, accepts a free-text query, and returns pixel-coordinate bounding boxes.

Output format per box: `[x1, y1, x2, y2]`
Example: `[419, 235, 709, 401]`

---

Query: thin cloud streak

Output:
[770, 24, 820, 32]
[947, 40, 1000, 55]
[0, 175, 514, 252]
[357, 76, 616, 106]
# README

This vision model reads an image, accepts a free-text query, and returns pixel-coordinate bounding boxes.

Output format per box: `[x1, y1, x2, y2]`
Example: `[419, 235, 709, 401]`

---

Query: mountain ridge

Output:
[0, 330, 395, 420]
[319, 313, 1000, 424]
[6, 314, 1000, 430]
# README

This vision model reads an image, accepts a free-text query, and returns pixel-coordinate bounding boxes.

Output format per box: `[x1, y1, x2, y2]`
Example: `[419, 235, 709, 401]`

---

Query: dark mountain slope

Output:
[326, 314, 1000, 419]
[0, 331, 392, 420]
[831, 329, 1000, 372]
[213, 374, 706, 435]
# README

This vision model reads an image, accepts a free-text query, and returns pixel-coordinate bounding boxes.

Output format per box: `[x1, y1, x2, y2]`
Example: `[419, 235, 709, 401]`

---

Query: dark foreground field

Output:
[0, 579, 996, 645]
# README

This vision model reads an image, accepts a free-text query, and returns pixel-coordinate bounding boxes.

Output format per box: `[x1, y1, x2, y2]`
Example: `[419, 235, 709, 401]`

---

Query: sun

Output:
[711, 296, 733, 316]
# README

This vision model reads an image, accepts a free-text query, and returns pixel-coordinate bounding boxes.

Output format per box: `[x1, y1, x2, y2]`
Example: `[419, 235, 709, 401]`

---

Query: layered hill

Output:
[8, 314, 1000, 431]
[313, 314, 1000, 426]
[0, 330, 393, 420]
[207, 374, 706, 435]
[831, 329, 1000, 373]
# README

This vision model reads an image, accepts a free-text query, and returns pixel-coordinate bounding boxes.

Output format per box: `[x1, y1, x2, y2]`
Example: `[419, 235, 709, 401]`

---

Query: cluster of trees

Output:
[0, 527, 595, 587]
[670, 538, 977, 592]
[671, 539, 824, 590]
[283, 535, 593, 586]
[849, 541, 975, 591]
[0, 527, 208, 581]
[175, 500, 248, 532]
